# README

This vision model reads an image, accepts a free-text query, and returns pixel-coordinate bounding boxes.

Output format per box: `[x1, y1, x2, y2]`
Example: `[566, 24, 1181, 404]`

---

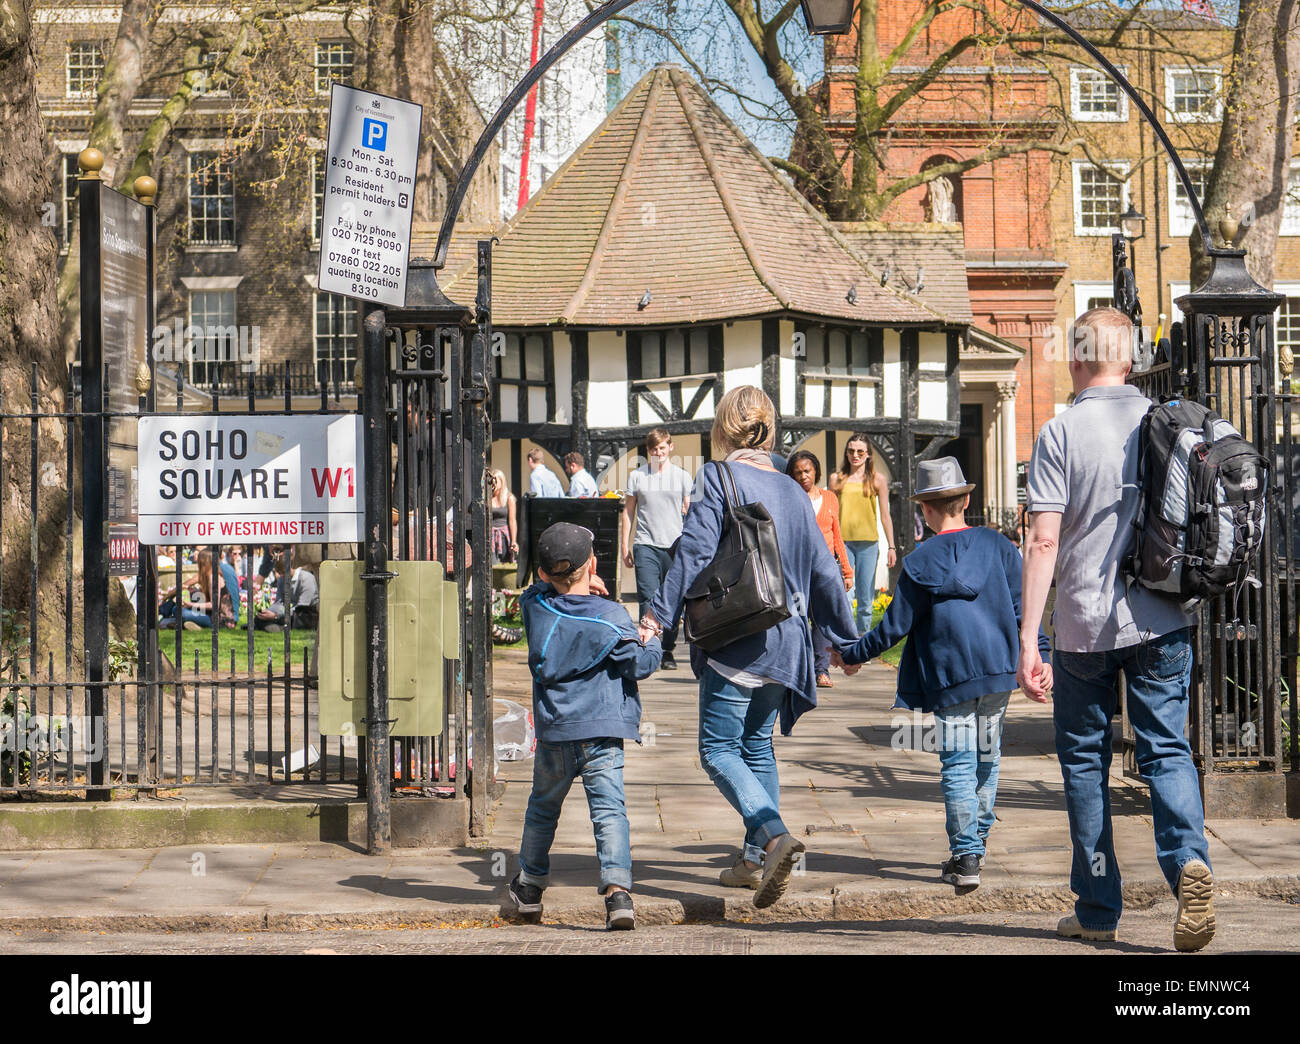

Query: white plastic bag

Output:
[493, 698, 536, 762]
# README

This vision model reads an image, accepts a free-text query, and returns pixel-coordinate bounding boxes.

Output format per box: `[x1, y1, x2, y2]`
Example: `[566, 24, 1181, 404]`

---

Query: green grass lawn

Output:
[161, 627, 316, 673]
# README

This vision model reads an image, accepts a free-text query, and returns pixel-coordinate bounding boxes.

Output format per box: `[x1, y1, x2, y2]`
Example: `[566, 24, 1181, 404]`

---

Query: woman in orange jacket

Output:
[786, 451, 854, 687]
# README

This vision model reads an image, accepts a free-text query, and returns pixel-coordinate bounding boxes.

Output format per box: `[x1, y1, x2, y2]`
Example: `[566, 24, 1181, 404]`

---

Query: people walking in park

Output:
[564, 452, 599, 497]
[639, 387, 858, 908]
[834, 457, 1049, 894]
[621, 428, 693, 671]
[509, 523, 662, 931]
[526, 447, 565, 498]
[489, 469, 519, 563]
[830, 433, 897, 632]
[1018, 307, 1214, 952]
[785, 450, 854, 688]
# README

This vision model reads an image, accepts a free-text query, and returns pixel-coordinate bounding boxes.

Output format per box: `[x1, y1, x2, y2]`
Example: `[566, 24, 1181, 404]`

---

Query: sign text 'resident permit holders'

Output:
[136, 415, 364, 544]
[317, 84, 422, 308]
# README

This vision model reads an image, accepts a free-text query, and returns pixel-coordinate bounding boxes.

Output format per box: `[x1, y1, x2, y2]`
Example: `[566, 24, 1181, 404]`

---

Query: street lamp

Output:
[1112, 204, 1145, 326]
[800, 0, 856, 35]
[1119, 203, 1145, 243]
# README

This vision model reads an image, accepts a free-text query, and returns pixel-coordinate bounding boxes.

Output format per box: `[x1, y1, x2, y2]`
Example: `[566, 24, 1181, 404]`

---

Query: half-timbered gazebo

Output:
[419, 64, 979, 561]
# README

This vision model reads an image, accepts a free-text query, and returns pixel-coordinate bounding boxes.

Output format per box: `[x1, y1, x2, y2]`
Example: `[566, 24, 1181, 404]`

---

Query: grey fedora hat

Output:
[911, 456, 975, 502]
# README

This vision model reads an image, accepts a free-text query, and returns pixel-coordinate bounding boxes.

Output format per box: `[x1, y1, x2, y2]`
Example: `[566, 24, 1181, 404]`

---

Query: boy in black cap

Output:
[508, 522, 661, 929]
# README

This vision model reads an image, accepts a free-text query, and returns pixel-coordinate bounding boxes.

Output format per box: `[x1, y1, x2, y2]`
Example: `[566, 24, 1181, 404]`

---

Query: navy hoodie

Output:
[520, 582, 662, 743]
[840, 527, 1051, 712]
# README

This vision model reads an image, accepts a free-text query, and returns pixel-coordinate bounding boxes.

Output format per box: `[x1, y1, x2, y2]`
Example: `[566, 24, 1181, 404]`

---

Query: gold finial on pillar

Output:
[133, 175, 157, 206]
[1282, 343, 1295, 380]
[78, 147, 105, 180]
[134, 362, 152, 395]
[1218, 202, 1240, 248]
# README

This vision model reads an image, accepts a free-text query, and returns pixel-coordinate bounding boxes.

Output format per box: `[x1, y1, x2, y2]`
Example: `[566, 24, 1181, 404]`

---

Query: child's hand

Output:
[589, 572, 609, 597]
[831, 649, 861, 676]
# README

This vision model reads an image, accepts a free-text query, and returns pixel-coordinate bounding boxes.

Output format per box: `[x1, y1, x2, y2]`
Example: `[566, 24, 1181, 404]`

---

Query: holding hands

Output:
[830, 648, 862, 676]
[1016, 644, 1054, 703]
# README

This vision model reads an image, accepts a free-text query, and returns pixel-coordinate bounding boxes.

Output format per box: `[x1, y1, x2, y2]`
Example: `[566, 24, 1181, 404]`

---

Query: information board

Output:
[137, 414, 364, 545]
[316, 84, 422, 308]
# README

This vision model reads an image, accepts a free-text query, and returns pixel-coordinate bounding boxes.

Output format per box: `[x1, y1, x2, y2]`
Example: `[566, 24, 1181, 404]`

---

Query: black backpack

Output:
[1127, 398, 1268, 605]
[682, 462, 791, 652]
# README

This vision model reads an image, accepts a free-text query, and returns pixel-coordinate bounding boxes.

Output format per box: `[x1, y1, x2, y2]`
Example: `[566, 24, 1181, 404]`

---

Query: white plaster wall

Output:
[587, 329, 629, 428]
[883, 329, 901, 417]
[552, 331, 572, 424]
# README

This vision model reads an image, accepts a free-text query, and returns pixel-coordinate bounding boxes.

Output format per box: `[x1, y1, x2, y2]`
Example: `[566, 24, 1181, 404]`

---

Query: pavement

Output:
[0, 650, 1297, 947]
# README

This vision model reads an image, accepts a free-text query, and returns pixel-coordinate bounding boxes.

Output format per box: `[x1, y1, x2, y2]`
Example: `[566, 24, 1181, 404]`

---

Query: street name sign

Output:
[317, 84, 422, 308]
[137, 414, 364, 544]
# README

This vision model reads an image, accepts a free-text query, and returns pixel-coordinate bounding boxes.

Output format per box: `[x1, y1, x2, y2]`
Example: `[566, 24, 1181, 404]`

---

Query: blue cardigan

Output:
[647, 461, 859, 735]
[840, 526, 1051, 712]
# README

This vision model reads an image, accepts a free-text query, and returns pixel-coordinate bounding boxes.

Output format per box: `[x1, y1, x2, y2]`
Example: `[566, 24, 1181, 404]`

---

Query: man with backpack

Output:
[1017, 307, 1215, 952]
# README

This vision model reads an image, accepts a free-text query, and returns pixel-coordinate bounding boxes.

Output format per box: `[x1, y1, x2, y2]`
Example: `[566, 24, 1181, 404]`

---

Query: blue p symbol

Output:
[362, 117, 387, 152]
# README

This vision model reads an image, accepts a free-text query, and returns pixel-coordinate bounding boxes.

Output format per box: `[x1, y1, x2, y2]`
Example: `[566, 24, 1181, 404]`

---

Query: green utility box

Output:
[317, 560, 460, 737]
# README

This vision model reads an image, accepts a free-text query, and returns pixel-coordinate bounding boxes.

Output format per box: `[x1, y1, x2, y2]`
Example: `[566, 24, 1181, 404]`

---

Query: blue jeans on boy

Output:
[1052, 627, 1210, 932]
[844, 540, 879, 633]
[698, 666, 789, 864]
[934, 690, 1011, 858]
[518, 738, 631, 894]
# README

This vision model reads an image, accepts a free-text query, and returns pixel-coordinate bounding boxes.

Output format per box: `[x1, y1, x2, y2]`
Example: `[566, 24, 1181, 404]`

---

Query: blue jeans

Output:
[812, 624, 831, 676]
[1052, 628, 1210, 931]
[844, 540, 880, 633]
[633, 543, 678, 655]
[518, 738, 631, 894]
[935, 691, 1011, 858]
[698, 666, 789, 864]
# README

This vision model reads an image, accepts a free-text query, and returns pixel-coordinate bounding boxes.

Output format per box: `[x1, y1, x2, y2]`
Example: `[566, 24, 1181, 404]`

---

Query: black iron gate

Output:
[1129, 247, 1292, 813]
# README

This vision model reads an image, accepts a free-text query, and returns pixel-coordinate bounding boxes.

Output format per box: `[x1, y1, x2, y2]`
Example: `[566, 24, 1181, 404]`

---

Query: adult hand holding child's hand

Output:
[831, 649, 861, 676]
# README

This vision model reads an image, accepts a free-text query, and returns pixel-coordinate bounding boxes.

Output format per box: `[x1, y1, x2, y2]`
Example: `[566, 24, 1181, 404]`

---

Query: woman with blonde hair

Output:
[489, 469, 519, 563]
[830, 432, 896, 633]
[640, 386, 858, 909]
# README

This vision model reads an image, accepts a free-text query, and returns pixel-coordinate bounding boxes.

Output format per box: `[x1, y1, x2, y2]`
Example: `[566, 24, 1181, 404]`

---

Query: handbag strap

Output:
[716, 462, 741, 524]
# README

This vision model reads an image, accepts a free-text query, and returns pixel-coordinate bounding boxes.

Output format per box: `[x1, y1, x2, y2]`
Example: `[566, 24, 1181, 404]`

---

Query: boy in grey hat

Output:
[836, 458, 1050, 892]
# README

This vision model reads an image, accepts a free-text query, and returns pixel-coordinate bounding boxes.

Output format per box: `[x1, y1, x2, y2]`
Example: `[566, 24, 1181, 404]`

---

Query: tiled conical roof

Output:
[439, 65, 954, 328]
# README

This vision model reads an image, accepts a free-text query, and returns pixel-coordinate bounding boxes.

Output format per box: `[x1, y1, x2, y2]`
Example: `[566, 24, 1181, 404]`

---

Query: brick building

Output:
[37, 2, 498, 396]
[816, 2, 1300, 471]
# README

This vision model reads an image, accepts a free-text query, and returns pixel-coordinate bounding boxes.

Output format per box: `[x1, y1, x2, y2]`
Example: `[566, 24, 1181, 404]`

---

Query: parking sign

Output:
[317, 84, 422, 308]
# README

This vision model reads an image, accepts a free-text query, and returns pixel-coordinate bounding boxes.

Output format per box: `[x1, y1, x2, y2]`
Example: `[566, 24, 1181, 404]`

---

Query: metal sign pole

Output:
[361, 307, 392, 852]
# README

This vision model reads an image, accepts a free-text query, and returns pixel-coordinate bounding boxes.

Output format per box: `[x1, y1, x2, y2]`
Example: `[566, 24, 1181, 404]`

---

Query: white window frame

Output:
[186, 289, 237, 388]
[1073, 282, 1114, 319]
[1167, 159, 1212, 238]
[313, 292, 359, 389]
[311, 151, 325, 244]
[1169, 281, 1191, 327]
[1070, 66, 1127, 122]
[314, 40, 354, 95]
[58, 153, 79, 253]
[1164, 66, 1223, 124]
[186, 151, 236, 247]
[1281, 162, 1300, 236]
[65, 40, 104, 99]
[194, 49, 229, 98]
[1072, 159, 1130, 236]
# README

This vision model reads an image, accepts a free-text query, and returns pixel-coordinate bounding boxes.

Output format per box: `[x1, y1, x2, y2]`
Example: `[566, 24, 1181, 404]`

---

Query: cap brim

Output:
[910, 483, 976, 502]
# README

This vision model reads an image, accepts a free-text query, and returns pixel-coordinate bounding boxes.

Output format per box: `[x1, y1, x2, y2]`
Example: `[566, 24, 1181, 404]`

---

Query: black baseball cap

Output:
[537, 522, 594, 577]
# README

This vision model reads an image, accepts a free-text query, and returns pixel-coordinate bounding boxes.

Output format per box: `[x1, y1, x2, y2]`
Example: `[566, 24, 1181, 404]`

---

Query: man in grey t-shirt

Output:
[622, 428, 692, 669]
[1019, 307, 1213, 952]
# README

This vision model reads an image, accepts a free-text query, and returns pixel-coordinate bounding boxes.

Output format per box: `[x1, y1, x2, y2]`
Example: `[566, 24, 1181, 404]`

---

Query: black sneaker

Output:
[508, 875, 543, 924]
[605, 889, 635, 930]
[660, 651, 678, 671]
[940, 854, 981, 894]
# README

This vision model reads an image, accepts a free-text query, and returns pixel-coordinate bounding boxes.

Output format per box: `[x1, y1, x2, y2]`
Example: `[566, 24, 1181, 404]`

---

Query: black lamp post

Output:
[800, 0, 856, 35]
[1112, 202, 1145, 325]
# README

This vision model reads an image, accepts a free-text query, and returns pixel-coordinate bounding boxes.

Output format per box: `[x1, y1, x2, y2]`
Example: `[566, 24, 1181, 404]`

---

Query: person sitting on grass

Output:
[508, 522, 661, 931]
[835, 457, 1050, 895]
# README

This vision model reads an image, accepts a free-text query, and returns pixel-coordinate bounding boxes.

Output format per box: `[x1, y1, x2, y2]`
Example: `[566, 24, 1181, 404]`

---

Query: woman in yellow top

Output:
[829, 432, 896, 633]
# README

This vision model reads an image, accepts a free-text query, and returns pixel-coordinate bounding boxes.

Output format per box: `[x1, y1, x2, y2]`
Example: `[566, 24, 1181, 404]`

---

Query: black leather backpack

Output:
[683, 462, 790, 652]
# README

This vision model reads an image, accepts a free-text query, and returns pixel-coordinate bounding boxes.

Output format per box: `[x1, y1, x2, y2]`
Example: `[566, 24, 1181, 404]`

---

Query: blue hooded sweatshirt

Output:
[840, 526, 1051, 712]
[520, 582, 662, 743]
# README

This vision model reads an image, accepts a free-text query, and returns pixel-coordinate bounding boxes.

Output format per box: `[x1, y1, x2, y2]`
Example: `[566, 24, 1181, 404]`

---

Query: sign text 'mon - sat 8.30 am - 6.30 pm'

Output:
[316, 84, 422, 309]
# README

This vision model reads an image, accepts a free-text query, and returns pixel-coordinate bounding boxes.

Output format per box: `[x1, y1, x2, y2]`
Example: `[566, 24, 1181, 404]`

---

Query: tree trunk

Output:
[54, 0, 157, 365]
[0, 0, 75, 674]
[1191, 0, 1300, 289]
